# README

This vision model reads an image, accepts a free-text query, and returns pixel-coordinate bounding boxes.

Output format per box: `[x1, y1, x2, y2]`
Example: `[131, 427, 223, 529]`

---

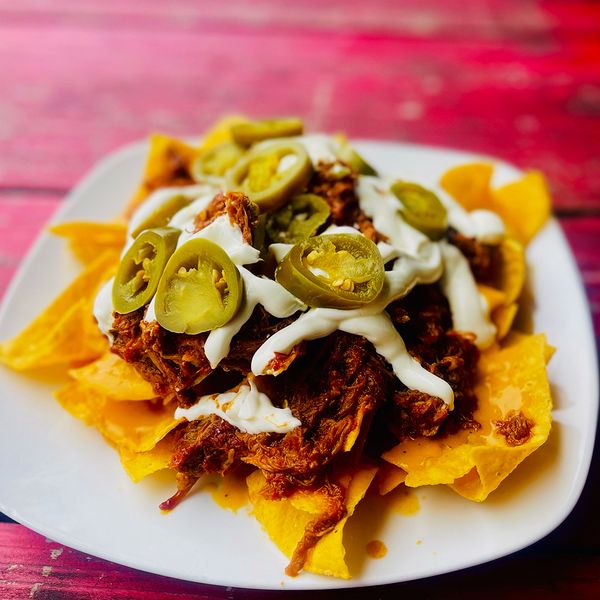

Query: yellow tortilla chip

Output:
[55, 380, 180, 452]
[439, 163, 494, 211]
[69, 352, 156, 401]
[0, 251, 118, 371]
[377, 462, 407, 496]
[494, 237, 526, 304]
[198, 115, 249, 151]
[491, 171, 551, 245]
[383, 333, 552, 501]
[478, 284, 507, 315]
[125, 133, 199, 217]
[119, 433, 176, 482]
[247, 464, 377, 579]
[492, 302, 518, 340]
[51, 221, 127, 264]
[479, 237, 525, 341]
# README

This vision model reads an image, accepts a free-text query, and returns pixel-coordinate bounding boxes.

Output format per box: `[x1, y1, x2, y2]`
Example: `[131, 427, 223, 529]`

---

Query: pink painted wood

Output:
[0, 0, 599, 597]
[0, 1, 598, 208]
[0, 526, 599, 599]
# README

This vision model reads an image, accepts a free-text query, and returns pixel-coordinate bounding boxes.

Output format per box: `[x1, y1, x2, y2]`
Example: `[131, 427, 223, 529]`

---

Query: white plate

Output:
[0, 141, 597, 590]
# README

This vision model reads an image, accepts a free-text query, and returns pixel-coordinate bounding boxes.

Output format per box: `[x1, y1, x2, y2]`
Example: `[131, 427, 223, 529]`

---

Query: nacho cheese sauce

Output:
[100, 133, 507, 431]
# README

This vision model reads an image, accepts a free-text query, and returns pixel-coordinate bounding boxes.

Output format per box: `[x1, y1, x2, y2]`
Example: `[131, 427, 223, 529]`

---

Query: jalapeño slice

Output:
[337, 144, 377, 176]
[266, 194, 330, 244]
[275, 233, 384, 309]
[226, 141, 312, 212]
[190, 142, 245, 179]
[130, 194, 191, 238]
[154, 237, 242, 334]
[113, 227, 180, 314]
[231, 118, 304, 147]
[391, 181, 448, 240]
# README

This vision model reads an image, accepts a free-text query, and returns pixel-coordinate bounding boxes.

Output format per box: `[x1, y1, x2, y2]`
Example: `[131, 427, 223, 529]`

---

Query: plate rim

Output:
[0, 139, 598, 590]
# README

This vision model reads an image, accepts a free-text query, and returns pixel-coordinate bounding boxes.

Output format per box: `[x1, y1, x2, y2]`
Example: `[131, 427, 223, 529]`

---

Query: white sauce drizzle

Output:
[169, 193, 217, 232]
[357, 176, 431, 257]
[98, 132, 512, 426]
[179, 214, 260, 265]
[127, 183, 220, 239]
[440, 242, 496, 348]
[175, 378, 300, 434]
[444, 200, 505, 244]
[93, 278, 115, 342]
[204, 266, 305, 368]
[251, 296, 454, 407]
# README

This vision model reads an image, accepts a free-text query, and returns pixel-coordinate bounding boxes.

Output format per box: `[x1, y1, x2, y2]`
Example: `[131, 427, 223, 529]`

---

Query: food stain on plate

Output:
[386, 485, 420, 516]
[204, 472, 249, 512]
[366, 539, 388, 559]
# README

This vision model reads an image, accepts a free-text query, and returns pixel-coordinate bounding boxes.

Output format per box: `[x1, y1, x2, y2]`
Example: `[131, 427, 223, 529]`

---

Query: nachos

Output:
[0, 117, 553, 578]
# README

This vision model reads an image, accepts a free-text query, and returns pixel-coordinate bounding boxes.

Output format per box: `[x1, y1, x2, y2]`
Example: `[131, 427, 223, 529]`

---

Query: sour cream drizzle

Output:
[97, 133, 508, 426]
[204, 266, 305, 368]
[127, 183, 221, 239]
[175, 378, 300, 435]
[93, 277, 115, 342]
[440, 242, 496, 347]
[179, 214, 261, 264]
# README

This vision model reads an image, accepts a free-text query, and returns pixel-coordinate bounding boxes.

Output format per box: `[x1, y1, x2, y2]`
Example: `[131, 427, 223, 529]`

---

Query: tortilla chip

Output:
[119, 433, 176, 482]
[479, 236, 525, 341]
[494, 237, 526, 304]
[492, 302, 519, 339]
[69, 352, 156, 401]
[0, 251, 118, 371]
[383, 333, 552, 501]
[51, 221, 127, 264]
[125, 134, 199, 217]
[440, 163, 494, 211]
[54, 380, 180, 452]
[198, 115, 249, 151]
[247, 464, 377, 579]
[491, 171, 551, 245]
[478, 284, 507, 315]
[377, 462, 407, 496]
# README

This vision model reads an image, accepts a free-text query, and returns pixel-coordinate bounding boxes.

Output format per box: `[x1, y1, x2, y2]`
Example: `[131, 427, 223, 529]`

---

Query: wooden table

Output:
[1, 1, 599, 597]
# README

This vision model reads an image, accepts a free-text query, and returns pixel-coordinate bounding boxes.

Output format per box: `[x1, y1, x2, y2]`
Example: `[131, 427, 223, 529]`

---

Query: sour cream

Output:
[204, 266, 305, 368]
[178, 214, 260, 265]
[251, 304, 454, 407]
[127, 183, 221, 239]
[174, 378, 301, 434]
[93, 278, 115, 342]
[99, 132, 510, 426]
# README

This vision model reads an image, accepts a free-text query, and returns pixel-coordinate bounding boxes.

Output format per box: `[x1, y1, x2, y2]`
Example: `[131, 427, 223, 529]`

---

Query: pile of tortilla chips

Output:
[0, 119, 553, 579]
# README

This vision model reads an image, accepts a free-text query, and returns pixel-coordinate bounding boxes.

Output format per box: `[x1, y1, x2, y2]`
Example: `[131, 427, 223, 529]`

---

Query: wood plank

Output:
[0, 1, 598, 39]
[0, 195, 61, 296]
[1, 523, 599, 599]
[561, 217, 600, 335]
[0, 5, 598, 208]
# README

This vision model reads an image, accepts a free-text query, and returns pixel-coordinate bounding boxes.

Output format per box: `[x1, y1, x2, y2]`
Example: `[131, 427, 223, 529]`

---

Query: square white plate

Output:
[0, 140, 597, 590]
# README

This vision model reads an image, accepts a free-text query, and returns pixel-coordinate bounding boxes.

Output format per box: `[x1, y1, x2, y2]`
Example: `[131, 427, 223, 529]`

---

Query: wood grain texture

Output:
[0, 0, 598, 208]
[0, 524, 599, 599]
[0, 0, 598, 597]
[0, 195, 61, 295]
